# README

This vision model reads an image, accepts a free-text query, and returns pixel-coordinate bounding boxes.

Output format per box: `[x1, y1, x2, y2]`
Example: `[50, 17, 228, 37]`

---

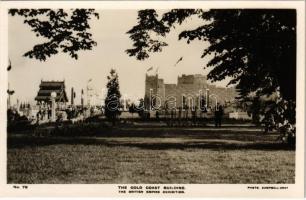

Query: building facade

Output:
[35, 80, 68, 105]
[144, 74, 237, 110]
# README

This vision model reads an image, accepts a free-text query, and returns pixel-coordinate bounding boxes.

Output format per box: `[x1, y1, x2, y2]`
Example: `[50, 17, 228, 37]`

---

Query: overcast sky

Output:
[8, 9, 230, 105]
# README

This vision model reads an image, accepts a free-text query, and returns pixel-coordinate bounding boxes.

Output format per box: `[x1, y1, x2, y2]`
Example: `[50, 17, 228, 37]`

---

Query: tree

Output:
[127, 9, 295, 101]
[126, 9, 198, 60]
[126, 9, 296, 144]
[136, 98, 147, 118]
[104, 69, 121, 125]
[9, 9, 99, 61]
[126, 10, 169, 60]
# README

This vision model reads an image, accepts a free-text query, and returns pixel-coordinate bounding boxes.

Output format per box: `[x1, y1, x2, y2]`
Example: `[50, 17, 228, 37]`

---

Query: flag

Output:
[174, 57, 183, 66]
[7, 89, 14, 95]
[7, 59, 11, 71]
[147, 66, 153, 72]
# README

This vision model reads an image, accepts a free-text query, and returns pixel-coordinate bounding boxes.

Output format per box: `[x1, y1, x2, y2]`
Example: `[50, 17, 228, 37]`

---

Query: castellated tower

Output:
[144, 73, 237, 110]
[175, 74, 208, 108]
[144, 74, 165, 110]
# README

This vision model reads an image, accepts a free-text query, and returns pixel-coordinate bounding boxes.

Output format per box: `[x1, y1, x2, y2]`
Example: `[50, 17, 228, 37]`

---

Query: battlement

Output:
[144, 73, 237, 109]
[178, 74, 207, 85]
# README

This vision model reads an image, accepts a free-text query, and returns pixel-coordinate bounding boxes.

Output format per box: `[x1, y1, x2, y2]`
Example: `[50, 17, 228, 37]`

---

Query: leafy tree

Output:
[9, 9, 99, 61]
[126, 10, 169, 60]
[136, 98, 147, 118]
[126, 9, 296, 144]
[127, 9, 295, 101]
[104, 69, 121, 125]
[126, 9, 199, 60]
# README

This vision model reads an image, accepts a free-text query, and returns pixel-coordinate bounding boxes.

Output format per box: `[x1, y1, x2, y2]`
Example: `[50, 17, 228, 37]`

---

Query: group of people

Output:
[36, 107, 52, 122]
[33, 102, 225, 126]
[148, 104, 225, 127]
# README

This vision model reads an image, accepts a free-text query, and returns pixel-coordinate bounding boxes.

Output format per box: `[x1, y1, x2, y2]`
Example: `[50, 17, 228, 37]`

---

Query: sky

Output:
[8, 9, 230, 105]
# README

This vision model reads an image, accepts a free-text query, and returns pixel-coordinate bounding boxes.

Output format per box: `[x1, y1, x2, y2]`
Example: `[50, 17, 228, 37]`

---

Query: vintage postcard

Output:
[0, 0, 304, 198]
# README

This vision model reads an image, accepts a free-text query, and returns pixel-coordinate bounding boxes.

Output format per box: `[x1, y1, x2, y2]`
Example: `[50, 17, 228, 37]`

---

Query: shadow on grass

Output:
[8, 135, 294, 151]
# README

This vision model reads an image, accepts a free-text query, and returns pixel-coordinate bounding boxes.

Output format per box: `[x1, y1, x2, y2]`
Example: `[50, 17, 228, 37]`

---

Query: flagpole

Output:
[8, 83, 11, 109]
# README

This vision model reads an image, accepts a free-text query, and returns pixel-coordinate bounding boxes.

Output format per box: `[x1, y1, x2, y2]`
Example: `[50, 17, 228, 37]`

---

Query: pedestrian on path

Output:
[215, 104, 224, 127]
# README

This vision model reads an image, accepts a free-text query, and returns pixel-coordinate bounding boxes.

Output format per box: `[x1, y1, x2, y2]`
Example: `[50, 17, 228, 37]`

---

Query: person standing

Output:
[215, 104, 224, 127]
[155, 110, 159, 120]
[218, 104, 224, 127]
[36, 109, 41, 124]
[214, 106, 219, 127]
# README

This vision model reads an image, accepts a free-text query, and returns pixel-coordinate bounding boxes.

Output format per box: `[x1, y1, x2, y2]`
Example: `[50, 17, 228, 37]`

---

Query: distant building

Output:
[144, 74, 237, 110]
[35, 80, 68, 104]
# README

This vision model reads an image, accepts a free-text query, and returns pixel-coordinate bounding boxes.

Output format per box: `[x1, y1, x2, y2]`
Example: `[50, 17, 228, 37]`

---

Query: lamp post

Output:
[87, 79, 93, 107]
[71, 87, 74, 106]
[81, 89, 84, 108]
[50, 92, 57, 122]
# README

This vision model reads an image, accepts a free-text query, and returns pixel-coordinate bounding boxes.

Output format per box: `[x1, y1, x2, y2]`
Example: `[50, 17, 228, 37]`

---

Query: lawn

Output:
[7, 127, 295, 184]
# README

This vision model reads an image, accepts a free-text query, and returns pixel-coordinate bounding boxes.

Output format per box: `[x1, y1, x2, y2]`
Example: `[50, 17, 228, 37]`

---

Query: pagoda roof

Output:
[35, 81, 68, 103]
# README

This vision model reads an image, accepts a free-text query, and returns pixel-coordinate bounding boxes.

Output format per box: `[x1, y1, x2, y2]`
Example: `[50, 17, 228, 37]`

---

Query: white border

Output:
[0, 1, 304, 197]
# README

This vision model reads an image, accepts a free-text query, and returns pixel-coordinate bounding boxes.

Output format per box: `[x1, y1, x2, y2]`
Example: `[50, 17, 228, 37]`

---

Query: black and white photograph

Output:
[0, 1, 304, 197]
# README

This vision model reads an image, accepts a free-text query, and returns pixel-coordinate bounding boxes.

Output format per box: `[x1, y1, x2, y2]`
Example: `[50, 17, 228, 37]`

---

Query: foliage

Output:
[136, 98, 147, 118]
[9, 9, 99, 61]
[261, 98, 295, 147]
[7, 108, 34, 132]
[126, 9, 296, 141]
[127, 9, 296, 100]
[126, 9, 199, 60]
[104, 69, 121, 124]
[126, 10, 169, 60]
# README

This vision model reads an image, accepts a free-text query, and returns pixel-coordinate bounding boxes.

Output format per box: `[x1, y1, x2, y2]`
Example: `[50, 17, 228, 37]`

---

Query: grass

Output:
[7, 127, 295, 184]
